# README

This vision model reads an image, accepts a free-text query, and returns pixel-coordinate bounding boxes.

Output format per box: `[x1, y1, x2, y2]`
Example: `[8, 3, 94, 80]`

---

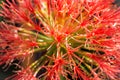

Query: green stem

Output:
[18, 28, 53, 42]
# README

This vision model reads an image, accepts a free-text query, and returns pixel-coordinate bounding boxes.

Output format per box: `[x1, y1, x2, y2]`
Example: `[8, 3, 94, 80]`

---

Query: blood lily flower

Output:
[0, 0, 120, 80]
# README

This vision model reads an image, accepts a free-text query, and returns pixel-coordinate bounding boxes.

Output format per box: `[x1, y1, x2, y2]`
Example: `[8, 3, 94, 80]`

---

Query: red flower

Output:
[87, 53, 120, 79]
[0, 23, 37, 65]
[5, 66, 38, 80]
[74, 66, 90, 80]
[0, 0, 120, 80]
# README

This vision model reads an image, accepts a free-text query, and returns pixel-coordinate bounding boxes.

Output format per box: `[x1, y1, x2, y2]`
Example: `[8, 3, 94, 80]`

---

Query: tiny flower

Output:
[45, 57, 66, 80]
[0, 23, 37, 65]
[5, 66, 38, 80]
[74, 66, 90, 80]
[87, 53, 120, 79]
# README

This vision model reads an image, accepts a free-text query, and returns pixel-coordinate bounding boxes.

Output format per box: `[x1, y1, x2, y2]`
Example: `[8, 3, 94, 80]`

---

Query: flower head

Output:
[0, 0, 120, 80]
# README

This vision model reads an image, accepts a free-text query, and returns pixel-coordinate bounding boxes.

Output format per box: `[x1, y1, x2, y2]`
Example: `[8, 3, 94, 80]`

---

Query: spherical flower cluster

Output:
[0, 0, 120, 80]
